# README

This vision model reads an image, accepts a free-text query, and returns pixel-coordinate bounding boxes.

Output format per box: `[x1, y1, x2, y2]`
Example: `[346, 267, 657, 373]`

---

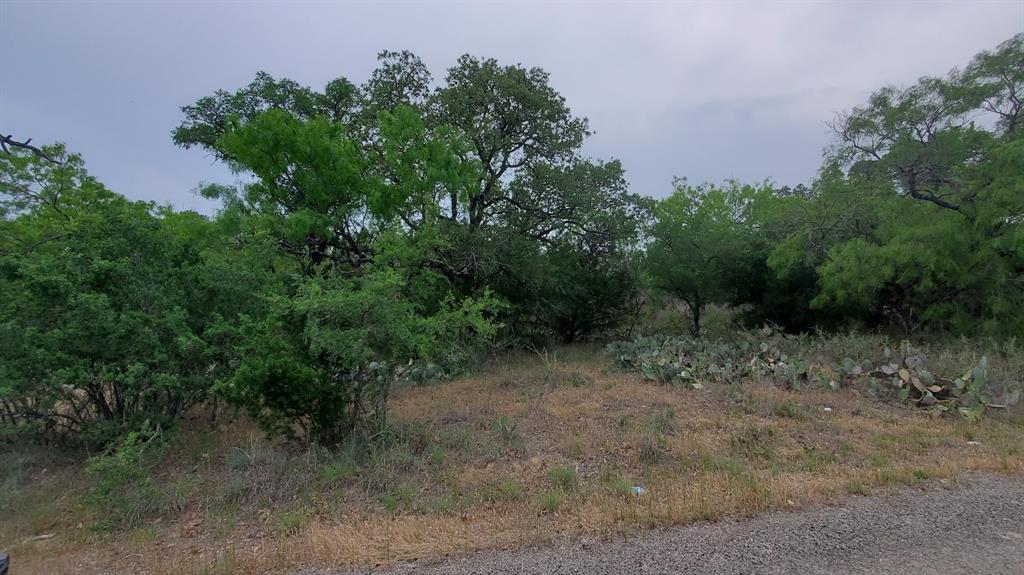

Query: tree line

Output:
[1, 35, 1020, 448]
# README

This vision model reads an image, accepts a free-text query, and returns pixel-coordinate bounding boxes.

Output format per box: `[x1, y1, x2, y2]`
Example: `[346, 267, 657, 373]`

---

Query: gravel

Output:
[314, 473, 1024, 575]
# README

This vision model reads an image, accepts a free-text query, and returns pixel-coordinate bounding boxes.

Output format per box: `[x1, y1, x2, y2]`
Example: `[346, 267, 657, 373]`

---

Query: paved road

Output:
[322, 474, 1024, 575]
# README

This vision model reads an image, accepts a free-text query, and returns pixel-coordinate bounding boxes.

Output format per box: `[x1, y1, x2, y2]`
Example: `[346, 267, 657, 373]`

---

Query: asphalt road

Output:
[321, 473, 1024, 575]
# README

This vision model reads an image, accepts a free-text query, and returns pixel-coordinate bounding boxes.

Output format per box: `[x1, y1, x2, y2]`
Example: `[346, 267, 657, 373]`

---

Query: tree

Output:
[173, 52, 647, 343]
[429, 55, 590, 229]
[173, 61, 508, 444]
[815, 34, 1024, 334]
[646, 180, 761, 336]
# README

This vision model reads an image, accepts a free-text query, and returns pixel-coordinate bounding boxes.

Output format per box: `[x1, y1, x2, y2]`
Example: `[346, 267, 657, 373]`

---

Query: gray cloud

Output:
[3, 1, 1021, 212]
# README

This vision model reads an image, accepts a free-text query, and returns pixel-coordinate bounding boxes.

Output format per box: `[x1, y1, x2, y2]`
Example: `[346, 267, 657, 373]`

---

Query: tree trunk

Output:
[684, 296, 702, 337]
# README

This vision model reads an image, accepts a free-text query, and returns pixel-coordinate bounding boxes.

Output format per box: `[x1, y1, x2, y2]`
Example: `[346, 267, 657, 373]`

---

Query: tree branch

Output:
[1, 133, 63, 164]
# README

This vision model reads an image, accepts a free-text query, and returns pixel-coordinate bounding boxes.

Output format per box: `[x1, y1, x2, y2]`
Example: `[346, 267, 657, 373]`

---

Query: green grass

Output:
[548, 464, 577, 491]
[538, 490, 562, 514]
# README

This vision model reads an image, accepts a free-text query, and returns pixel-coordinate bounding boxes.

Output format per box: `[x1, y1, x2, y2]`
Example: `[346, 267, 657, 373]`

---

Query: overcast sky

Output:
[3, 1, 1021, 213]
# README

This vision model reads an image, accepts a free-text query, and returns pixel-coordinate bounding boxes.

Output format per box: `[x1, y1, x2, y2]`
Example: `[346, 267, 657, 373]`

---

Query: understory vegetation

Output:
[3, 342, 1023, 573]
[0, 34, 1022, 575]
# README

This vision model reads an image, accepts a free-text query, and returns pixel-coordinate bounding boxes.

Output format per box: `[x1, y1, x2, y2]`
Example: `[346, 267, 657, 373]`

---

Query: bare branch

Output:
[0, 133, 64, 164]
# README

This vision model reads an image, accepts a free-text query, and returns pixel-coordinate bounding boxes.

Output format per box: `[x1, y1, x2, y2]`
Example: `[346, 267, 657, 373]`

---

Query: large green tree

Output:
[646, 180, 763, 336]
[813, 33, 1024, 334]
[173, 51, 647, 343]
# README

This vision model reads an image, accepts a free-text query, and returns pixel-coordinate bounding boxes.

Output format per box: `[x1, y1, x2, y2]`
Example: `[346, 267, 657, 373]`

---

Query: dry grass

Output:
[3, 346, 1022, 574]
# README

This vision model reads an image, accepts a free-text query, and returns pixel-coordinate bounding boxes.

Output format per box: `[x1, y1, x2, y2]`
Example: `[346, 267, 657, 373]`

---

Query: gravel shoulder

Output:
[319, 473, 1024, 575]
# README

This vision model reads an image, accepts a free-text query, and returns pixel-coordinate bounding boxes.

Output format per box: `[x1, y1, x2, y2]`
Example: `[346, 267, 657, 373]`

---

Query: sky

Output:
[2, 1, 1022, 213]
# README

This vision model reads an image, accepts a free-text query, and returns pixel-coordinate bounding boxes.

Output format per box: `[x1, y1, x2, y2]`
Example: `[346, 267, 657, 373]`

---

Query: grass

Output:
[548, 464, 577, 491]
[538, 490, 563, 514]
[2, 341, 1022, 574]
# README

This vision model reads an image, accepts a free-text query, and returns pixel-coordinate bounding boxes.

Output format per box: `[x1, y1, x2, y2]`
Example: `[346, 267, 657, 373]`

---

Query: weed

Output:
[563, 370, 592, 388]
[438, 426, 476, 454]
[679, 451, 750, 476]
[651, 406, 676, 434]
[318, 457, 358, 485]
[379, 484, 416, 512]
[730, 425, 777, 461]
[127, 525, 159, 544]
[218, 442, 319, 508]
[428, 445, 447, 466]
[548, 464, 577, 491]
[272, 507, 310, 536]
[224, 447, 252, 469]
[846, 480, 869, 495]
[771, 400, 804, 420]
[361, 433, 418, 495]
[796, 444, 839, 472]
[481, 477, 525, 503]
[426, 490, 463, 516]
[538, 490, 562, 514]
[490, 416, 524, 451]
[639, 433, 667, 465]
[84, 425, 166, 530]
[601, 471, 633, 498]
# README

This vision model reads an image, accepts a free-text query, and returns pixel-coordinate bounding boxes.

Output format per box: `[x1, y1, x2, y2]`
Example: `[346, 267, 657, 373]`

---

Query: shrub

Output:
[865, 344, 1020, 419]
[220, 271, 498, 445]
[0, 146, 280, 447]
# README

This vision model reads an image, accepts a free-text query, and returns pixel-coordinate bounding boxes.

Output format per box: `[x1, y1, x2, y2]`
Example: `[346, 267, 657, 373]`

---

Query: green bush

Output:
[220, 271, 498, 445]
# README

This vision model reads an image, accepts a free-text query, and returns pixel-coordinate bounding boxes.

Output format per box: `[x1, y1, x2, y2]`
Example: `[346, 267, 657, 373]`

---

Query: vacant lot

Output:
[317, 473, 1024, 575]
[3, 339, 1022, 575]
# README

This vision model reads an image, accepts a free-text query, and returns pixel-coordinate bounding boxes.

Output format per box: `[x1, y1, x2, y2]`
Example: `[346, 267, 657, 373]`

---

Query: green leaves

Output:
[646, 180, 765, 335]
[223, 270, 500, 444]
[739, 34, 1024, 336]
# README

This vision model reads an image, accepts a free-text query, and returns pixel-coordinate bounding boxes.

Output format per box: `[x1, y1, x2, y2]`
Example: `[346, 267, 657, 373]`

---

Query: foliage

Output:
[800, 34, 1024, 335]
[4, 37, 1021, 453]
[174, 51, 648, 343]
[84, 423, 169, 530]
[608, 330, 1020, 418]
[221, 270, 498, 444]
[646, 180, 764, 335]
[0, 146, 272, 446]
